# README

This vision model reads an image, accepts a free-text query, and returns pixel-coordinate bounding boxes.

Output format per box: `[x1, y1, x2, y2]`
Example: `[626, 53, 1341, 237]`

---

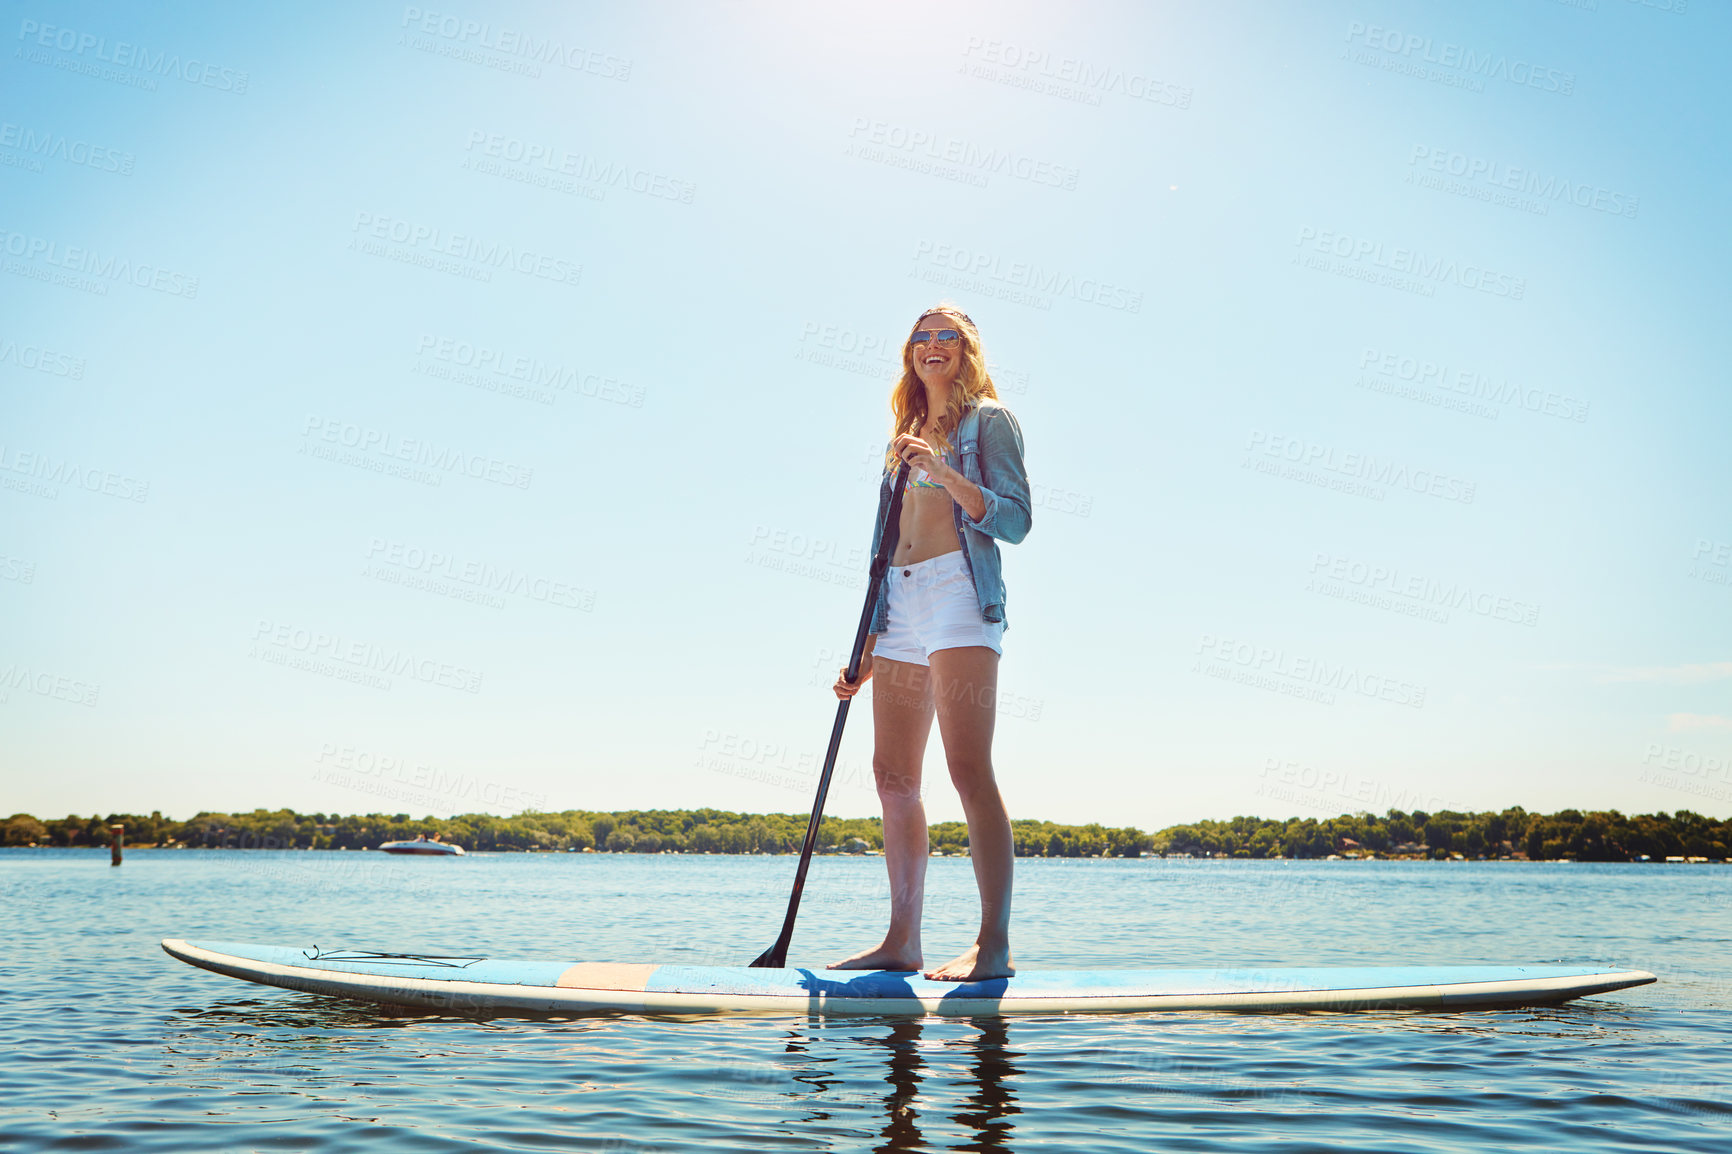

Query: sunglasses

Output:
[909, 328, 962, 347]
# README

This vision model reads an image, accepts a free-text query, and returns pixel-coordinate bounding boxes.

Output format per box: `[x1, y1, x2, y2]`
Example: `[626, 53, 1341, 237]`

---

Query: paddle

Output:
[751, 459, 913, 968]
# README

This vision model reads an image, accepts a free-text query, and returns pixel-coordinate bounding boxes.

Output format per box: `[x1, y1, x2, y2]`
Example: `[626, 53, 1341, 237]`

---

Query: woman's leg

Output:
[829, 655, 934, 970]
[923, 645, 1014, 981]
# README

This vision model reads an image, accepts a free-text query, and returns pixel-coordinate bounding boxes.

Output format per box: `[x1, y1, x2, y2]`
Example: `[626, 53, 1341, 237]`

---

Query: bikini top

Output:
[907, 465, 947, 490]
[903, 444, 955, 491]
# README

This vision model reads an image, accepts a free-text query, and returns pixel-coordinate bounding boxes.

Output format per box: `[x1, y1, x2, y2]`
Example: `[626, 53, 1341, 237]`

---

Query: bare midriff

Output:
[892, 430, 962, 567]
[893, 484, 961, 566]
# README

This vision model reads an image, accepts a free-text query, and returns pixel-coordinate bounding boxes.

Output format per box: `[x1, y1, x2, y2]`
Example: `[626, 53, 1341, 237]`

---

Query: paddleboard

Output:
[161, 940, 1654, 1016]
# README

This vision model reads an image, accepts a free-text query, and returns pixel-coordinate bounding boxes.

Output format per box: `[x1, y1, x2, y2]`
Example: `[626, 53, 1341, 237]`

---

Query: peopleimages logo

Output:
[1259, 759, 1460, 816]
[462, 131, 693, 203]
[1688, 538, 1732, 589]
[0, 122, 134, 175]
[1408, 146, 1638, 219]
[16, 18, 250, 93]
[399, 7, 631, 80]
[0, 443, 149, 502]
[1307, 552, 1540, 627]
[1357, 347, 1589, 423]
[958, 36, 1193, 109]
[314, 743, 549, 810]
[1295, 227, 1525, 300]
[1193, 633, 1427, 709]
[1343, 21, 1574, 95]
[415, 334, 646, 407]
[300, 415, 534, 489]
[350, 211, 581, 287]
[846, 118, 1081, 190]
[0, 662, 100, 707]
[0, 227, 199, 298]
[0, 335, 85, 379]
[1244, 430, 1476, 505]
[364, 537, 596, 611]
[250, 619, 484, 694]
[911, 240, 1142, 313]
[1642, 743, 1730, 786]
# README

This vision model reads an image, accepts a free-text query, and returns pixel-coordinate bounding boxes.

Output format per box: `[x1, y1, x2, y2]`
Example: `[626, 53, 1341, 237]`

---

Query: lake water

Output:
[2, 849, 1729, 1152]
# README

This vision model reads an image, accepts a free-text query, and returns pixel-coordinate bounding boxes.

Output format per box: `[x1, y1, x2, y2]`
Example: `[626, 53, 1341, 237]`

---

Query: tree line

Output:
[3, 805, 1727, 861]
[0, 808, 1152, 857]
[1153, 806, 1729, 861]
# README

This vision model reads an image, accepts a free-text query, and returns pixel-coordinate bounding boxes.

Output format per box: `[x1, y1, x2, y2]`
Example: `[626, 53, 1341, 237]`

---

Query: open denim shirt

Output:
[867, 399, 1032, 634]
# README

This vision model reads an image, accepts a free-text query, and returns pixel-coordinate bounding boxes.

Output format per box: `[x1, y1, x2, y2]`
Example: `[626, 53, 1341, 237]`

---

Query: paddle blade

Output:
[748, 941, 786, 969]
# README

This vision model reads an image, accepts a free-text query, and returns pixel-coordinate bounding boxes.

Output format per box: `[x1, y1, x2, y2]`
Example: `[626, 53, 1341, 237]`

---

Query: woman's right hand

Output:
[834, 656, 873, 699]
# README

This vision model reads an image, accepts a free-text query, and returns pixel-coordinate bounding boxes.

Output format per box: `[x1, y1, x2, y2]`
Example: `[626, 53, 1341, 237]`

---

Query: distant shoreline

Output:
[6, 844, 1726, 864]
[5, 805, 1727, 863]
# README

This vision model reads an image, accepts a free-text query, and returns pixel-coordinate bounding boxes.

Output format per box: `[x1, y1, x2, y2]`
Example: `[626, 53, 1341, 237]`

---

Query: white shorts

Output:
[873, 551, 1004, 666]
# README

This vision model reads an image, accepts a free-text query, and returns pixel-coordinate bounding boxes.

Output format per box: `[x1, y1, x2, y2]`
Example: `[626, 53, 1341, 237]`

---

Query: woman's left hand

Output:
[893, 434, 951, 484]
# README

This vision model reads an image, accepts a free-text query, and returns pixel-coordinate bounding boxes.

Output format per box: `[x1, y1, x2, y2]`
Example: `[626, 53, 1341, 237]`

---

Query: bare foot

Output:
[923, 943, 1014, 982]
[828, 942, 921, 971]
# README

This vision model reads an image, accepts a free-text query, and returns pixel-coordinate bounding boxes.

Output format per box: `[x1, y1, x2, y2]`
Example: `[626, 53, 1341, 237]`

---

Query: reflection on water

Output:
[782, 1016, 1021, 1152]
[144, 968, 1714, 1152]
[7, 853, 1729, 1152]
[167, 994, 1032, 1151]
[869, 1020, 924, 1153]
[952, 1019, 1021, 1151]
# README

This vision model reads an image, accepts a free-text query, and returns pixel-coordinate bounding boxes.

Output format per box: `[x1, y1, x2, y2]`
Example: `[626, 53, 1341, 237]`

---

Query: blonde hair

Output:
[885, 304, 998, 472]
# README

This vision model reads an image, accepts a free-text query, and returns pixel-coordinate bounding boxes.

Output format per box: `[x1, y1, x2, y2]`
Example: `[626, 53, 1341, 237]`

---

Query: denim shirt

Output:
[867, 398, 1032, 633]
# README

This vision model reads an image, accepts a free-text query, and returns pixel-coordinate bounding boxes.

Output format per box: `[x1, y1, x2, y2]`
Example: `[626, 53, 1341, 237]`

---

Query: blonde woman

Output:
[829, 306, 1032, 982]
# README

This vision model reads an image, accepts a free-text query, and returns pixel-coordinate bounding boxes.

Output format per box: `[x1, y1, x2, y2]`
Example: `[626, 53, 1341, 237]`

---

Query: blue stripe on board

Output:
[643, 964, 1623, 1000]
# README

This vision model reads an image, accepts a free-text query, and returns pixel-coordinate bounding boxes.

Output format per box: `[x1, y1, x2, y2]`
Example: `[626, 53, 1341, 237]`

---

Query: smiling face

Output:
[908, 312, 966, 391]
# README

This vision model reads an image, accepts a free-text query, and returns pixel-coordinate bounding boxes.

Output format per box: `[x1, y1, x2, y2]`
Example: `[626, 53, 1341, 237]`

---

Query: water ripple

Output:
[2, 851, 1729, 1151]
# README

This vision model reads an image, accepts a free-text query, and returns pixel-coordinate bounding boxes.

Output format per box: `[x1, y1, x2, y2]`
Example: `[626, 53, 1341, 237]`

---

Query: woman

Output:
[829, 305, 1031, 982]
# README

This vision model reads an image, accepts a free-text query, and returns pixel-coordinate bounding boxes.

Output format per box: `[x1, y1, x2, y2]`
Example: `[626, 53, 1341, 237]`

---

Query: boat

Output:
[377, 839, 465, 856]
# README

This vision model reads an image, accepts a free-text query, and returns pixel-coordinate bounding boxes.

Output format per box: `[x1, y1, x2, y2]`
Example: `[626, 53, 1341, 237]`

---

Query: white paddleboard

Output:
[161, 939, 1655, 1016]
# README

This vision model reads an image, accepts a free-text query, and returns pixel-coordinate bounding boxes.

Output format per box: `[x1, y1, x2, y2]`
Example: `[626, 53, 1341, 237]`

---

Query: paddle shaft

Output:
[751, 460, 912, 968]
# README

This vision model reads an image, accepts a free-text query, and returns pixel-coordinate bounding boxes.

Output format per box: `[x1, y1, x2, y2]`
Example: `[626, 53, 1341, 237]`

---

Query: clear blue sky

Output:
[3, 0, 1728, 829]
